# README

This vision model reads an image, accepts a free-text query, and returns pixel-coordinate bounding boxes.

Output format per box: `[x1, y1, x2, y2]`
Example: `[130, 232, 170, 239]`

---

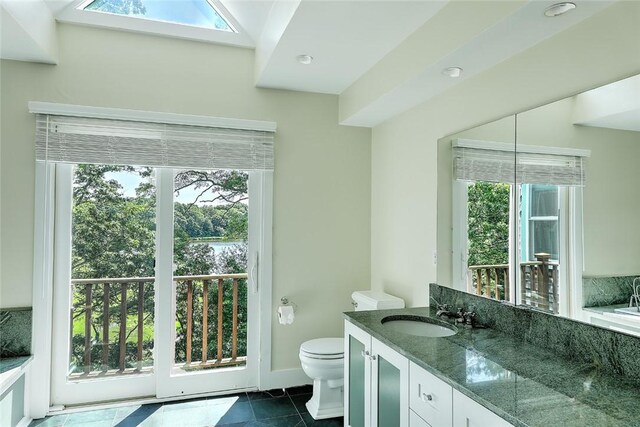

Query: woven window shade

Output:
[453, 145, 515, 184]
[453, 140, 588, 186]
[35, 114, 274, 171]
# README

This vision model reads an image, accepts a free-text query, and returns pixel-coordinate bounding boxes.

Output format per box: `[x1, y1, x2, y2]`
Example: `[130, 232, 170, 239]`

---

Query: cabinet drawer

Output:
[410, 409, 431, 427]
[409, 362, 452, 427]
[452, 389, 513, 427]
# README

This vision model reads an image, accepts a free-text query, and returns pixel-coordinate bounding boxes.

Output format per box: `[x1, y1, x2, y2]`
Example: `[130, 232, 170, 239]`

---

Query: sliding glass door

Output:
[50, 164, 264, 405]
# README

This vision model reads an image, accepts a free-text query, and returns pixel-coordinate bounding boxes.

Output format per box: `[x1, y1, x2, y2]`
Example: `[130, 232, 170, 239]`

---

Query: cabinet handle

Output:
[361, 350, 370, 358]
[422, 393, 433, 402]
[370, 354, 377, 361]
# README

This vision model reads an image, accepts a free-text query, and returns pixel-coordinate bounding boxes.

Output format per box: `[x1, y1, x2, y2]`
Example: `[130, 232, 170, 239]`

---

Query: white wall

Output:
[517, 98, 640, 277]
[371, 1, 640, 307]
[0, 24, 371, 372]
[436, 116, 517, 288]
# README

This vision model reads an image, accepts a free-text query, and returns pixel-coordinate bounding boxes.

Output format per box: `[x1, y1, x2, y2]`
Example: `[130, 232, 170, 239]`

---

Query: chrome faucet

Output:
[431, 298, 477, 326]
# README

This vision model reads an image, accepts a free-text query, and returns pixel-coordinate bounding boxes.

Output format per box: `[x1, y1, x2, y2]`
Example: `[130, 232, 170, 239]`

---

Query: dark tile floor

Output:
[29, 387, 344, 427]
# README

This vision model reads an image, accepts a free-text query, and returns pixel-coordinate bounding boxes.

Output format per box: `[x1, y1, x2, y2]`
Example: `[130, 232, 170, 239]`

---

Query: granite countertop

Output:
[584, 303, 639, 315]
[344, 307, 640, 427]
[0, 355, 33, 395]
[0, 355, 31, 374]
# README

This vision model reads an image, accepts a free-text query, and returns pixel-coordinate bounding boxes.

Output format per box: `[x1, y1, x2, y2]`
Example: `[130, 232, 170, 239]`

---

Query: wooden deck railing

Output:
[468, 253, 559, 314]
[468, 264, 510, 301]
[520, 254, 559, 314]
[69, 273, 247, 378]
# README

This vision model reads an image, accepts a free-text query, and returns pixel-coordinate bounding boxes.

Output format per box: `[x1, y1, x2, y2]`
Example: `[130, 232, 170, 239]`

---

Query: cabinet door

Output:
[371, 337, 409, 427]
[453, 390, 513, 427]
[410, 410, 432, 427]
[344, 321, 372, 427]
[409, 362, 452, 427]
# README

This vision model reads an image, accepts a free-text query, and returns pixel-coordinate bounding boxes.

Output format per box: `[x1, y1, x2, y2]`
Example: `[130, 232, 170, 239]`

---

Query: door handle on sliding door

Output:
[250, 252, 259, 294]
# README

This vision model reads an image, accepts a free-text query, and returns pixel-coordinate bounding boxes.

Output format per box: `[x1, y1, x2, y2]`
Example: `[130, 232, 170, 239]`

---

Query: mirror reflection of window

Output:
[521, 184, 559, 261]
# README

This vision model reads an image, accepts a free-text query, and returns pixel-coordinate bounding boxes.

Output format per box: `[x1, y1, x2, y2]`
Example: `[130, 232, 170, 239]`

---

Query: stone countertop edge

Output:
[0, 355, 33, 396]
[343, 307, 639, 427]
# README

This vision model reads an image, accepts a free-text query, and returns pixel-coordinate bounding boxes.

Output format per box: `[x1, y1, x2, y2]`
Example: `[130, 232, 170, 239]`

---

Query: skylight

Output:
[82, 0, 235, 32]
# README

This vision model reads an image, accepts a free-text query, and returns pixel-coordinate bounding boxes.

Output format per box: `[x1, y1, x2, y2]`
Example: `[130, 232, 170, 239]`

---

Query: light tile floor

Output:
[29, 387, 344, 427]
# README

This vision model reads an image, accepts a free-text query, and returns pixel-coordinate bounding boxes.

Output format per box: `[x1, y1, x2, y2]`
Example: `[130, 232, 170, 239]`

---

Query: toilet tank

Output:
[351, 290, 405, 311]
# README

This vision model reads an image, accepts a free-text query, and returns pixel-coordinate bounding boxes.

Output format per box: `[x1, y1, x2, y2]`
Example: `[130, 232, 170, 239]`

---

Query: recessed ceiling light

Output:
[296, 54, 313, 65]
[442, 67, 463, 78]
[544, 2, 576, 17]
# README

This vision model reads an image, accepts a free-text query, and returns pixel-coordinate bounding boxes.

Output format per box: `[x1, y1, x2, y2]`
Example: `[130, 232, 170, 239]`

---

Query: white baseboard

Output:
[260, 368, 311, 391]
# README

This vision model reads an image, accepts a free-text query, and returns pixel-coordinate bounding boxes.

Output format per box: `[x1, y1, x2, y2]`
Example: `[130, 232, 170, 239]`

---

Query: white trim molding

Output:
[28, 102, 277, 132]
[454, 138, 591, 157]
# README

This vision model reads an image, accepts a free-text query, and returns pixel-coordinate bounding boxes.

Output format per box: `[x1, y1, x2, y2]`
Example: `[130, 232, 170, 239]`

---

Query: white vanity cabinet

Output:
[344, 321, 513, 427]
[344, 321, 409, 427]
[452, 389, 513, 427]
[409, 362, 452, 427]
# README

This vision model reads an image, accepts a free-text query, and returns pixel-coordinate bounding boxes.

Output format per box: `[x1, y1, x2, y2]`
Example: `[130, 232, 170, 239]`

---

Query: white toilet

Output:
[299, 290, 405, 420]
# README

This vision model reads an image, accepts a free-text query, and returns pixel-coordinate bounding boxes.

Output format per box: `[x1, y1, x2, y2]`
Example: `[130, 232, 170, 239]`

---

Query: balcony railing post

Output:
[217, 278, 224, 363]
[503, 269, 509, 301]
[552, 264, 560, 314]
[202, 280, 209, 364]
[232, 278, 238, 360]
[119, 283, 128, 371]
[137, 282, 144, 370]
[84, 284, 93, 374]
[186, 280, 193, 364]
[102, 284, 110, 371]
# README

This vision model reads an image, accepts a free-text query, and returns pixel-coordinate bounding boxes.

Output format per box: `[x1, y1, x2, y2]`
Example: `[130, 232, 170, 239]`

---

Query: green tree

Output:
[467, 181, 510, 266]
[69, 164, 249, 373]
[84, 0, 146, 15]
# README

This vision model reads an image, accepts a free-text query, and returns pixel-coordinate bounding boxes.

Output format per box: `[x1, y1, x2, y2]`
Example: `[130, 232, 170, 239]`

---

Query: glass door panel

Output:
[52, 164, 156, 405]
[377, 356, 400, 427]
[155, 168, 258, 398]
[172, 169, 249, 371]
[348, 335, 366, 427]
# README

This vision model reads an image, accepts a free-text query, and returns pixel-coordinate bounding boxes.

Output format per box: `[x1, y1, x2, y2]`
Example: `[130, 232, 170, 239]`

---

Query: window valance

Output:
[31, 103, 275, 171]
[453, 139, 589, 186]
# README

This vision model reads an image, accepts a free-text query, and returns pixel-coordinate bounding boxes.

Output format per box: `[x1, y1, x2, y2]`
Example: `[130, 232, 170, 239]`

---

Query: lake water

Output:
[206, 241, 244, 252]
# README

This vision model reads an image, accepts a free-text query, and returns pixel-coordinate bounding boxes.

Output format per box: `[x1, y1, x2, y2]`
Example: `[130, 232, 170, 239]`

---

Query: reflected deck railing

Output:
[69, 273, 247, 378]
[468, 254, 559, 314]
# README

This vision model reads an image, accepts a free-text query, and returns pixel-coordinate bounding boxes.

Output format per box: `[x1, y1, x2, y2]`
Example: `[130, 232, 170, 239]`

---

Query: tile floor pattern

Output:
[29, 387, 344, 427]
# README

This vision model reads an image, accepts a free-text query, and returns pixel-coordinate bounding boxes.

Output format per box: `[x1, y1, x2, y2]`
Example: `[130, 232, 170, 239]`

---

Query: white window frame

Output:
[521, 184, 560, 262]
[29, 104, 275, 415]
[453, 181, 582, 314]
[452, 180, 516, 304]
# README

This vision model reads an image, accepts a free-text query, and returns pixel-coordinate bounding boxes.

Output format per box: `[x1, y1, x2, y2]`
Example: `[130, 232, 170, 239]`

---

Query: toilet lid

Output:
[300, 338, 343, 356]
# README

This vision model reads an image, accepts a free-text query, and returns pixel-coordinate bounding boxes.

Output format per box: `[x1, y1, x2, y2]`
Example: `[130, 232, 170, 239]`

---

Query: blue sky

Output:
[106, 170, 228, 205]
[87, 0, 231, 31]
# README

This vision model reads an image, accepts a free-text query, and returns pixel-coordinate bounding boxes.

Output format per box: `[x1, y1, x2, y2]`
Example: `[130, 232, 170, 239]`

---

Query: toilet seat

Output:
[300, 338, 343, 360]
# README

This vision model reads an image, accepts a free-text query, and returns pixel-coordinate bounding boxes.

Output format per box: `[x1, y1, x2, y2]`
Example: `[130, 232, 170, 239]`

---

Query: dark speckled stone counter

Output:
[344, 307, 640, 427]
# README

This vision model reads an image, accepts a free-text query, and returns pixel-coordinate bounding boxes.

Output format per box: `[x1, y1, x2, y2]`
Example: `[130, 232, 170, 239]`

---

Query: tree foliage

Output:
[69, 165, 248, 373]
[84, 0, 146, 15]
[467, 182, 510, 266]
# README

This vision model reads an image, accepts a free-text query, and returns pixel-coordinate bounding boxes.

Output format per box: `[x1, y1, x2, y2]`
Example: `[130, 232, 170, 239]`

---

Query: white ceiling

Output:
[573, 74, 640, 132]
[254, 1, 447, 94]
[0, 0, 625, 127]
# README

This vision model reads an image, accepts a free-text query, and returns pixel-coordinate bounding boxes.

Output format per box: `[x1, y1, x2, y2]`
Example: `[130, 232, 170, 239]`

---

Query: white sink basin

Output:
[381, 316, 457, 337]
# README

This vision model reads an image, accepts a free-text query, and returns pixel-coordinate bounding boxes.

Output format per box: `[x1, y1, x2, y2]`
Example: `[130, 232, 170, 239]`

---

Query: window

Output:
[82, 0, 235, 32]
[521, 184, 559, 261]
[32, 102, 274, 405]
[452, 139, 589, 315]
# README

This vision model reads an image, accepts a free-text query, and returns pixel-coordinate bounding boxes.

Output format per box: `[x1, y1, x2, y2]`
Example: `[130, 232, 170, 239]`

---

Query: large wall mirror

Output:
[437, 74, 640, 336]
